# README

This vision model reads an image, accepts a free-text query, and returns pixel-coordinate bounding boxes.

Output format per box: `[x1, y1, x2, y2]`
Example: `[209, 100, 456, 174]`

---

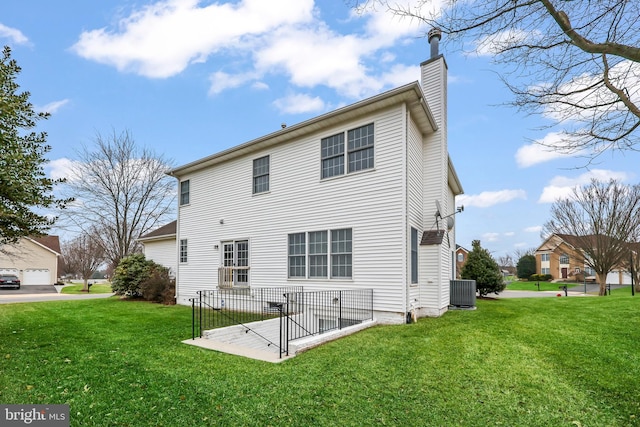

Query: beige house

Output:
[0, 236, 62, 286]
[535, 233, 631, 284]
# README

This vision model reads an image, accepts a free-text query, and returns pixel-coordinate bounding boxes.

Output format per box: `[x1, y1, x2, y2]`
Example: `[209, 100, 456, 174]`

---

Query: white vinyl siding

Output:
[142, 238, 177, 275]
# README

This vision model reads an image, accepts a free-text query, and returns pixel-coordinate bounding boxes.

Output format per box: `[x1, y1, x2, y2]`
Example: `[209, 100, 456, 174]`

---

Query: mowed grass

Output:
[60, 283, 113, 294]
[1, 296, 639, 426]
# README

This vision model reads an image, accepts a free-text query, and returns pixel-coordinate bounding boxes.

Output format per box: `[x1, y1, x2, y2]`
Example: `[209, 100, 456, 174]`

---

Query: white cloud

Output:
[483, 232, 500, 242]
[272, 93, 325, 114]
[0, 23, 29, 45]
[538, 169, 631, 203]
[524, 225, 542, 233]
[457, 189, 526, 208]
[504, 232, 515, 237]
[71, 0, 316, 78]
[47, 158, 79, 181]
[36, 99, 70, 115]
[515, 132, 582, 168]
[71, 0, 429, 100]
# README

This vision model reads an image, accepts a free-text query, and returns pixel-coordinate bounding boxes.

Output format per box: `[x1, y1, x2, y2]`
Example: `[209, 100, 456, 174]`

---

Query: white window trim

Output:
[287, 228, 353, 280]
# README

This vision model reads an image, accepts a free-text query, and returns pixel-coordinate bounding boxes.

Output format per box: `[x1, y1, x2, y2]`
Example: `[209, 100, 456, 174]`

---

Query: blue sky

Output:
[3, 0, 637, 259]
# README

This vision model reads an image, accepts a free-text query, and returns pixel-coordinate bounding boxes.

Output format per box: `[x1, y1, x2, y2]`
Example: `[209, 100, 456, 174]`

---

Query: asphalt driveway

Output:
[0, 285, 57, 294]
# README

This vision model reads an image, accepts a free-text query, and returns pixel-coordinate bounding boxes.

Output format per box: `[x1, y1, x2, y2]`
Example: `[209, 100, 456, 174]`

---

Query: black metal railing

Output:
[280, 289, 374, 356]
[191, 286, 303, 340]
[191, 287, 373, 358]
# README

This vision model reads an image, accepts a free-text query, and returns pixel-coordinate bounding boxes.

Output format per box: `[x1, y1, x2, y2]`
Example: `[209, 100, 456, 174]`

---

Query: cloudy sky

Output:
[3, 0, 637, 257]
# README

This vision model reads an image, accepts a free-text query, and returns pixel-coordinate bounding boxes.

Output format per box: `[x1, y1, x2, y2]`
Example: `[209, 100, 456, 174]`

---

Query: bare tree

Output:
[513, 248, 536, 260]
[544, 179, 640, 295]
[61, 232, 105, 291]
[352, 1, 640, 159]
[60, 130, 175, 271]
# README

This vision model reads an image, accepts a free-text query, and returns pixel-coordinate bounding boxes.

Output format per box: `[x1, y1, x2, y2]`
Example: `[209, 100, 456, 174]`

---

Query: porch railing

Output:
[191, 287, 374, 358]
[218, 266, 250, 289]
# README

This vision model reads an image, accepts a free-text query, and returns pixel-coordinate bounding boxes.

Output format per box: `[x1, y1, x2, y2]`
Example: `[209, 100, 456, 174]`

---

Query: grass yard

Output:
[1, 295, 639, 426]
[506, 280, 580, 292]
[60, 283, 113, 294]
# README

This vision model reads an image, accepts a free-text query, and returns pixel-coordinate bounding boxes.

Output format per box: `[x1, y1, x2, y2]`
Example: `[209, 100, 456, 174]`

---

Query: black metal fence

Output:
[191, 287, 374, 358]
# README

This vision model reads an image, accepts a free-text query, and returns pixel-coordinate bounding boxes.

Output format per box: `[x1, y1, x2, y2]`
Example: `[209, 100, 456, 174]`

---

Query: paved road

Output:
[497, 283, 632, 298]
[0, 288, 114, 304]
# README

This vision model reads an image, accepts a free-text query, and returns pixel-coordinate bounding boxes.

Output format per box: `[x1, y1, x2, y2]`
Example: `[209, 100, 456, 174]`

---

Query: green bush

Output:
[529, 273, 553, 282]
[460, 240, 506, 297]
[516, 255, 536, 279]
[140, 266, 175, 305]
[111, 254, 174, 303]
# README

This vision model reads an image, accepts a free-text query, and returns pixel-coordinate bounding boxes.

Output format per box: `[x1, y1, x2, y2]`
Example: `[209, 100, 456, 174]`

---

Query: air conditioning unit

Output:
[450, 279, 476, 307]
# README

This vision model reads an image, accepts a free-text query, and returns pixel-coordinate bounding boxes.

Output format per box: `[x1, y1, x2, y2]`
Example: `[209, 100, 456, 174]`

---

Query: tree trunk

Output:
[82, 278, 89, 292]
[597, 273, 607, 296]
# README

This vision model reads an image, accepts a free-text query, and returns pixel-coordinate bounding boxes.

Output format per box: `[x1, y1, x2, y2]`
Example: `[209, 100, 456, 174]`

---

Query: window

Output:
[559, 253, 569, 264]
[180, 239, 188, 263]
[180, 180, 190, 205]
[321, 123, 374, 179]
[541, 267, 550, 275]
[411, 228, 418, 284]
[309, 231, 328, 278]
[287, 228, 352, 279]
[575, 267, 581, 273]
[348, 123, 374, 173]
[321, 133, 344, 178]
[541, 253, 550, 262]
[331, 228, 352, 278]
[457, 252, 464, 263]
[253, 156, 269, 194]
[288, 233, 306, 278]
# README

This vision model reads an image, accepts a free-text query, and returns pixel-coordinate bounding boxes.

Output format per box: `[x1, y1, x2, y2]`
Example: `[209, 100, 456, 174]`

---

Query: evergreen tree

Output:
[0, 46, 69, 244]
[516, 254, 537, 280]
[461, 240, 505, 297]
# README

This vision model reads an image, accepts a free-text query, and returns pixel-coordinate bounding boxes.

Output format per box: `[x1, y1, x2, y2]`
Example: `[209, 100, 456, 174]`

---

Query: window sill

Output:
[320, 167, 376, 182]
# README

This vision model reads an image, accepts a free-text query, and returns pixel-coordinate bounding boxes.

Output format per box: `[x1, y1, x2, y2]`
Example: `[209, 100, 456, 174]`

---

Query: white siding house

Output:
[139, 221, 177, 276]
[168, 35, 463, 324]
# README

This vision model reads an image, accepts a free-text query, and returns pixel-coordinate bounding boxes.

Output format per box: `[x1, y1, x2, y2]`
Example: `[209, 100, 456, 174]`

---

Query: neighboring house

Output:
[535, 233, 631, 284]
[455, 245, 468, 279]
[166, 31, 463, 324]
[138, 220, 177, 276]
[0, 235, 61, 285]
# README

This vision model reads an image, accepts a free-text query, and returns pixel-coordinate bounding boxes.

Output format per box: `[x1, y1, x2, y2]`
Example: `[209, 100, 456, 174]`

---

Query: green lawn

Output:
[506, 280, 580, 292]
[1, 296, 639, 426]
[60, 283, 113, 294]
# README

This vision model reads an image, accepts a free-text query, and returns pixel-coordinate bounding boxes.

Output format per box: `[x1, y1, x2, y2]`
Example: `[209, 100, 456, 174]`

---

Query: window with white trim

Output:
[541, 253, 550, 262]
[559, 253, 569, 264]
[321, 123, 374, 179]
[253, 156, 269, 194]
[287, 228, 352, 279]
[180, 239, 188, 263]
[411, 228, 418, 284]
[457, 252, 464, 263]
[541, 267, 550, 274]
[180, 180, 190, 205]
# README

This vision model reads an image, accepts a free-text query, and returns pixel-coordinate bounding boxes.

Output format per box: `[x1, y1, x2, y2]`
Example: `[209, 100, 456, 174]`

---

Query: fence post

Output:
[339, 290, 343, 329]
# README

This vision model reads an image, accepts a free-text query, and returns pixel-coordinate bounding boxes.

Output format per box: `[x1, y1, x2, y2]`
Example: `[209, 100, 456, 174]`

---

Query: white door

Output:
[24, 269, 51, 285]
[222, 240, 249, 287]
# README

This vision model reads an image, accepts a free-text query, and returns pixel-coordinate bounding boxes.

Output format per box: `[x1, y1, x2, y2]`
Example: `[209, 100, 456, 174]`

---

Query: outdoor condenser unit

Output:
[450, 279, 476, 307]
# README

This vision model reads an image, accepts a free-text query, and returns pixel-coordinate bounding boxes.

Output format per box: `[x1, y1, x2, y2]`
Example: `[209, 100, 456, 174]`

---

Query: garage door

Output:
[23, 269, 51, 286]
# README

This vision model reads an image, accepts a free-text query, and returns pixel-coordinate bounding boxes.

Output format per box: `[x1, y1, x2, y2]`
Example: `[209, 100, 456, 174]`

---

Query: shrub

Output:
[516, 255, 536, 279]
[111, 254, 150, 297]
[140, 266, 175, 305]
[460, 240, 506, 297]
[529, 273, 553, 282]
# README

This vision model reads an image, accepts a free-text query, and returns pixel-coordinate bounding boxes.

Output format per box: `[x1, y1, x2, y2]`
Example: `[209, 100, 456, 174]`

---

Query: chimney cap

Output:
[428, 27, 442, 43]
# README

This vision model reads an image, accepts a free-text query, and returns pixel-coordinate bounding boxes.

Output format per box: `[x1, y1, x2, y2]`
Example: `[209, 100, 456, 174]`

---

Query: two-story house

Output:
[167, 30, 463, 324]
[535, 233, 631, 284]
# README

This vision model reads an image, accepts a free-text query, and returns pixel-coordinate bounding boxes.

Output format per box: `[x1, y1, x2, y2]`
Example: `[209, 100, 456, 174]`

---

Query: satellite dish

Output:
[435, 200, 442, 218]
[446, 216, 454, 230]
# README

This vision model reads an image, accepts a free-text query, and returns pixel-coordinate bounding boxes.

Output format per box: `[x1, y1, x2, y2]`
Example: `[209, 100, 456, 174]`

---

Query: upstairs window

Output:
[253, 156, 270, 194]
[321, 123, 374, 179]
[559, 253, 569, 264]
[541, 253, 550, 262]
[411, 228, 418, 283]
[180, 180, 190, 205]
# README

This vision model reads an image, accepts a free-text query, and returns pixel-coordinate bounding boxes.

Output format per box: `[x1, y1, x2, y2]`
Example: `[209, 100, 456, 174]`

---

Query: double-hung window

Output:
[321, 123, 374, 179]
[253, 156, 269, 194]
[411, 228, 418, 284]
[288, 228, 352, 279]
[541, 253, 550, 262]
[180, 180, 190, 205]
